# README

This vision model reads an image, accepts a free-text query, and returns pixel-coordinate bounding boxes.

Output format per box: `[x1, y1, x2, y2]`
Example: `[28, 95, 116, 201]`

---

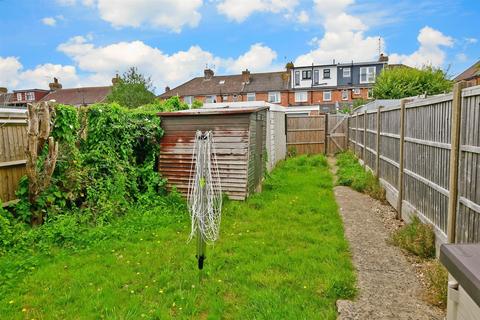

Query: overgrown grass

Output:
[335, 151, 385, 200]
[391, 216, 447, 309]
[0, 155, 355, 319]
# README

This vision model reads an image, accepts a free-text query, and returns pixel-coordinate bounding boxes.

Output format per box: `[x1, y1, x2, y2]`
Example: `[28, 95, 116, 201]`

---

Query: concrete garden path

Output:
[330, 159, 444, 320]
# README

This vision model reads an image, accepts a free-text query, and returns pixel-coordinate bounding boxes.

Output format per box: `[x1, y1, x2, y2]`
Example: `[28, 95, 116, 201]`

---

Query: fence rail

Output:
[349, 84, 480, 244]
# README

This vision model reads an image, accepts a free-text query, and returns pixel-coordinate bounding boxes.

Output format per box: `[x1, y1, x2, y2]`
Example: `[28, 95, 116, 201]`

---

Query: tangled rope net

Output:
[188, 131, 222, 245]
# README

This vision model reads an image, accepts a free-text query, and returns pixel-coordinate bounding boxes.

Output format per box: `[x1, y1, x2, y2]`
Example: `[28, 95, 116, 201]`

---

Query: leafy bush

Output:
[373, 66, 452, 99]
[391, 216, 436, 259]
[336, 151, 384, 200]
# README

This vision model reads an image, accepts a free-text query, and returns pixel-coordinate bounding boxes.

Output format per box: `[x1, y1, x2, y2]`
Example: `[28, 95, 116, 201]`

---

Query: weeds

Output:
[391, 216, 436, 259]
[336, 151, 385, 200]
[424, 260, 448, 308]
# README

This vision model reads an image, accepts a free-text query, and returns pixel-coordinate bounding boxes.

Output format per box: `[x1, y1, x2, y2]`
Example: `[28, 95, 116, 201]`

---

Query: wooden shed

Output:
[158, 106, 267, 200]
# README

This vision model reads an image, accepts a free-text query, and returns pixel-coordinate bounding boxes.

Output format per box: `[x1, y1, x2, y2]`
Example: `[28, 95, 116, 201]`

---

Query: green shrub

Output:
[391, 216, 436, 259]
[336, 151, 384, 200]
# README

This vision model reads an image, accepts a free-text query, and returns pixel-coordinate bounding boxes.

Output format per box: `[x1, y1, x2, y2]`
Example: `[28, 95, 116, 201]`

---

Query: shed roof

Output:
[159, 71, 290, 98]
[158, 106, 268, 117]
[40, 86, 112, 106]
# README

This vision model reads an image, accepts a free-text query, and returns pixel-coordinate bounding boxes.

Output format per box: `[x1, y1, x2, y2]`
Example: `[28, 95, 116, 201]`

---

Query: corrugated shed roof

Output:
[454, 60, 480, 81]
[159, 71, 290, 98]
[40, 86, 112, 106]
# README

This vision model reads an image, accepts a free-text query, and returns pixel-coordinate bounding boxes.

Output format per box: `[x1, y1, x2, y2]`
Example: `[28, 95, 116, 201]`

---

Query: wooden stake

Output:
[447, 82, 467, 243]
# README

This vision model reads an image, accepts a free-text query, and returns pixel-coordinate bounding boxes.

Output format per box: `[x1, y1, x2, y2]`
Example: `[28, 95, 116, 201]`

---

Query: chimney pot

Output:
[165, 86, 170, 92]
[379, 53, 389, 62]
[204, 68, 214, 80]
[242, 69, 251, 84]
[112, 73, 120, 85]
[49, 77, 62, 91]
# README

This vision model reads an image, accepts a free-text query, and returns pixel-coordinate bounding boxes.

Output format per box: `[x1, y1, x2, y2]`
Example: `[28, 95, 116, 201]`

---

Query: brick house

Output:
[159, 68, 291, 107]
[454, 60, 480, 86]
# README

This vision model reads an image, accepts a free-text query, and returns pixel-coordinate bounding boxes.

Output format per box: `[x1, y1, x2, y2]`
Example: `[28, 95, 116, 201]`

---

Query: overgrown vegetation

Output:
[373, 66, 452, 99]
[391, 216, 447, 308]
[391, 216, 435, 259]
[336, 151, 385, 200]
[0, 155, 355, 319]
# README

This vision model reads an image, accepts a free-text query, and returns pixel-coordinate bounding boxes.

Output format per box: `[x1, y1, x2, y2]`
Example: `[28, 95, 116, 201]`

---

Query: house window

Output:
[323, 69, 331, 79]
[295, 91, 308, 103]
[205, 95, 216, 103]
[360, 66, 376, 83]
[222, 95, 228, 102]
[294, 71, 300, 86]
[268, 91, 281, 103]
[302, 70, 311, 80]
[184, 96, 193, 105]
[16, 93, 22, 101]
[343, 68, 351, 78]
[313, 70, 319, 84]
[323, 91, 332, 101]
[26, 92, 35, 101]
[367, 88, 373, 99]
[341, 90, 349, 101]
[247, 93, 256, 101]
[353, 88, 361, 95]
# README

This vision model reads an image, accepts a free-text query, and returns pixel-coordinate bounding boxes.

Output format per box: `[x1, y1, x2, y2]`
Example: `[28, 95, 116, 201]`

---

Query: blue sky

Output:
[0, 0, 479, 93]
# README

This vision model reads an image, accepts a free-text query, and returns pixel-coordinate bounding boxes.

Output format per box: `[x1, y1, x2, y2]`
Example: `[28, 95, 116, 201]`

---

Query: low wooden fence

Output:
[286, 114, 348, 155]
[349, 83, 480, 244]
[0, 109, 27, 204]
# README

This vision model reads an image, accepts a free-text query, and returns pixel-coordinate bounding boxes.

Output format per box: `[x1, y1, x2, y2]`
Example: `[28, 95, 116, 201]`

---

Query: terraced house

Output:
[159, 55, 390, 113]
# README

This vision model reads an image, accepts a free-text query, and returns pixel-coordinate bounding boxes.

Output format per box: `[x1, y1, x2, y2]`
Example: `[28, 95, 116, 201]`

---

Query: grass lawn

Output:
[0, 155, 355, 319]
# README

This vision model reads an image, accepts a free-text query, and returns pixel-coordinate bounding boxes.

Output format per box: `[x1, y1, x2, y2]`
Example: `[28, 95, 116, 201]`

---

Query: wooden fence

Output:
[286, 114, 348, 155]
[349, 83, 480, 244]
[0, 109, 27, 204]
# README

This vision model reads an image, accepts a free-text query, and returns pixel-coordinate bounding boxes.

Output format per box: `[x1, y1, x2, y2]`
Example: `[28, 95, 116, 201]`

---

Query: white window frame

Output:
[343, 68, 351, 78]
[295, 91, 308, 103]
[233, 94, 238, 102]
[313, 70, 319, 84]
[294, 71, 300, 86]
[205, 95, 216, 103]
[26, 92, 35, 101]
[302, 70, 311, 80]
[268, 91, 281, 103]
[247, 92, 256, 101]
[360, 66, 376, 83]
[16, 93, 22, 101]
[184, 96, 193, 105]
[353, 88, 361, 95]
[341, 90, 349, 101]
[222, 95, 228, 102]
[323, 90, 332, 101]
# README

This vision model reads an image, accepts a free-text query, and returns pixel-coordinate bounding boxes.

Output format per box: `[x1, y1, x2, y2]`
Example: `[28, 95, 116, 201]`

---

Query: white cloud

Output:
[42, 17, 57, 26]
[217, 0, 298, 22]
[389, 26, 453, 67]
[465, 37, 478, 44]
[295, 0, 381, 66]
[56, 0, 203, 32]
[0, 56, 79, 90]
[223, 43, 277, 73]
[297, 10, 309, 24]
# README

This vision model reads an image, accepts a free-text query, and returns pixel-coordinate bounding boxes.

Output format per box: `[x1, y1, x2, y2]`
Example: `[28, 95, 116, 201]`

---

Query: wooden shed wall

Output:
[266, 110, 286, 171]
[247, 110, 267, 194]
[159, 113, 252, 200]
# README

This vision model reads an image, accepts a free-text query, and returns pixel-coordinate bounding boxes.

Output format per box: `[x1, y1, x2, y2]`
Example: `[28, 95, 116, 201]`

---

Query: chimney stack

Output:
[165, 86, 170, 92]
[242, 69, 251, 84]
[0, 87, 7, 94]
[204, 68, 214, 80]
[112, 73, 120, 85]
[49, 77, 62, 91]
[379, 53, 389, 62]
[285, 61, 294, 71]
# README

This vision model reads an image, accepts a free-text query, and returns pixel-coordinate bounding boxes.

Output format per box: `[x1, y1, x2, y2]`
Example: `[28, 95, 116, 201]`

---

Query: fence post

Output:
[447, 82, 466, 243]
[396, 99, 407, 219]
[375, 106, 381, 177]
[355, 113, 359, 155]
[363, 110, 367, 166]
[346, 116, 350, 151]
[325, 113, 329, 155]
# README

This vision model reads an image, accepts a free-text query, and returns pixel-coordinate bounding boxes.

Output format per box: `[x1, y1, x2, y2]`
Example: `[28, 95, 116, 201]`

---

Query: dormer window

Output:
[343, 68, 351, 78]
[16, 93, 22, 101]
[26, 92, 35, 101]
[302, 70, 311, 80]
[294, 71, 300, 85]
[323, 69, 331, 79]
[313, 70, 319, 84]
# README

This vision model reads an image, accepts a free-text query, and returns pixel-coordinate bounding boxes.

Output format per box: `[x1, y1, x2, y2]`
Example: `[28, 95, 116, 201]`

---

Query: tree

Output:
[373, 66, 453, 99]
[106, 67, 156, 108]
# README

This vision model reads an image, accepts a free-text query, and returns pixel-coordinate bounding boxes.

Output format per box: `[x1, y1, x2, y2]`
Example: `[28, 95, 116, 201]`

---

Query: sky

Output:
[0, 0, 479, 93]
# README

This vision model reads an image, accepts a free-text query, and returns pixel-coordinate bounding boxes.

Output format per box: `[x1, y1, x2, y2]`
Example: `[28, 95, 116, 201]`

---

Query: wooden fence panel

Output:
[378, 107, 401, 189]
[0, 112, 27, 204]
[365, 111, 377, 170]
[457, 86, 480, 243]
[286, 115, 326, 154]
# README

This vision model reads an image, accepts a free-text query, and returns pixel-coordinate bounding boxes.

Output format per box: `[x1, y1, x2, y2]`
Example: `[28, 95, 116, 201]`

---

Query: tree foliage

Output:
[373, 66, 452, 99]
[106, 67, 156, 108]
